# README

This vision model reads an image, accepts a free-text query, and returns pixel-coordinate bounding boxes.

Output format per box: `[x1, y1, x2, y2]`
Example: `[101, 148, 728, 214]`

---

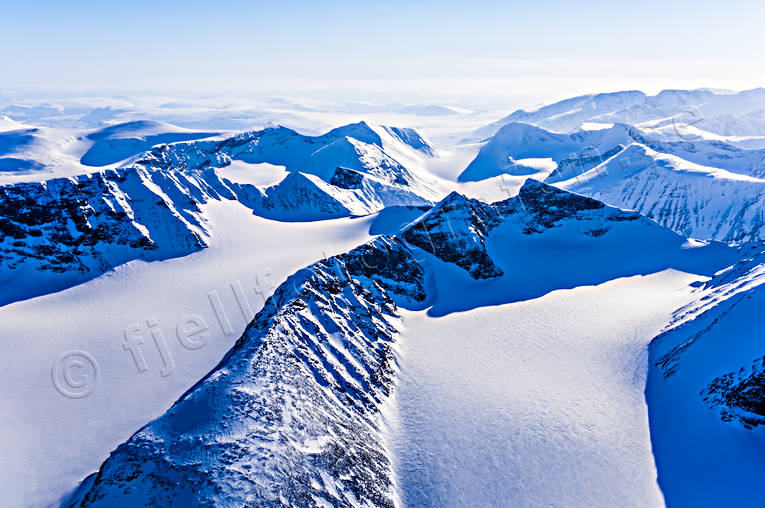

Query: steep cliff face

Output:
[461, 117, 765, 244]
[133, 121, 430, 188]
[401, 180, 643, 280]
[558, 143, 765, 244]
[0, 165, 227, 304]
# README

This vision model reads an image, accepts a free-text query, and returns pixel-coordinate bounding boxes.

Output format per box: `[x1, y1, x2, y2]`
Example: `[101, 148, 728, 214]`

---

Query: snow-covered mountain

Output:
[80, 120, 220, 167]
[0, 121, 438, 305]
[470, 88, 765, 140]
[63, 181, 737, 507]
[646, 245, 765, 507]
[0, 125, 76, 177]
[460, 120, 765, 243]
[0, 165, 216, 305]
[0, 120, 220, 182]
[557, 143, 765, 244]
[462, 121, 765, 183]
[5, 90, 765, 508]
[469, 90, 647, 140]
[459, 122, 633, 182]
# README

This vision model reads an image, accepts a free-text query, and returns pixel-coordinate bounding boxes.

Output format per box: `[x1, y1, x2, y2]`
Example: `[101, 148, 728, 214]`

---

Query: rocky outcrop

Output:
[0, 166, 222, 303]
[702, 353, 765, 429]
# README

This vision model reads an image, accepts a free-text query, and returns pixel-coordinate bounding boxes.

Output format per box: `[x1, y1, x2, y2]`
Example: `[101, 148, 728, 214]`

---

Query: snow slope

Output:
[0, 200, 376, 508]
[459, 119, 765, 244]
[61, 182, 738, 507]
[471, 88, 765, 139]
[0, 118, 440, 506]
[80, 120, 219, 167]
[459, 122, 633, 182]
[392, 271, 697, 507]
[557, 144, 765, 243]
[5, 90, 765, 508]
[0, 121, 439, 306]
[646, 246, 765, 507]
[63, 234, 427, 508]
[469, 90, 646, 139]
[461, 121, 765, 184]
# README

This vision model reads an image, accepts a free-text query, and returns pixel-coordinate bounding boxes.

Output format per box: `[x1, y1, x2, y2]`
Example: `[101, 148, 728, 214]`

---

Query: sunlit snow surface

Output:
[389, 272, 699, 507]
[3, 88, 765, 507]
[0, 200, 373, 507]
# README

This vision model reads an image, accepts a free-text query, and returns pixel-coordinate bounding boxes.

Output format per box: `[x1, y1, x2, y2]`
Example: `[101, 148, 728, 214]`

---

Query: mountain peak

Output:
[324, 121, 381, 146]
[401, 191, 504, 279]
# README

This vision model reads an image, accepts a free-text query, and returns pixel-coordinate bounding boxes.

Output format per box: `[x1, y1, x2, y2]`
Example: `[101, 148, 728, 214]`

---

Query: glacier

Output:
[3, 88, 765, 508]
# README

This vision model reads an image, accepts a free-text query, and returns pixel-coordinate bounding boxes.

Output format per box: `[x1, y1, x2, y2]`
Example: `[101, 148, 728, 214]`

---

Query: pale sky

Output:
[4, 1, 765, 104]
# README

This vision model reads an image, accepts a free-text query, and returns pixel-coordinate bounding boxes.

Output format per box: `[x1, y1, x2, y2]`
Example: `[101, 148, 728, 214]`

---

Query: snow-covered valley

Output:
[2, 87, 765, 507]
[0, 200, 374, 507]
[392, 271, 697, 508]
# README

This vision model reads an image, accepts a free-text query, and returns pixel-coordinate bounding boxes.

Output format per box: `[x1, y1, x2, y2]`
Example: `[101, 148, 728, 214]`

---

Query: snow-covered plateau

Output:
[2, 88, 765, 507]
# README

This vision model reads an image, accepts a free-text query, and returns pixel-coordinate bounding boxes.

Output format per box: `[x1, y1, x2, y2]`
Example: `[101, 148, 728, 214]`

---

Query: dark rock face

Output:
[401, 191, 505, 279]
[0, 167, 213, 280]
[65, 238, 427, 508]
[0, 122, 437, 304]
[330, 167, 365, 189]
[516, 179, 610, 233]
[135, 121, 416, 187]
[399, 180, 639, 280]
[702, 352, 765, 429]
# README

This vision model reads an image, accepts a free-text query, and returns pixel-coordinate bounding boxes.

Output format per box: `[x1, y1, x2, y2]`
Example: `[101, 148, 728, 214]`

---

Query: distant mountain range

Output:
[3, 89, 765, 508]
[460, 102, 765, 244]
[0, 121, 438, 305]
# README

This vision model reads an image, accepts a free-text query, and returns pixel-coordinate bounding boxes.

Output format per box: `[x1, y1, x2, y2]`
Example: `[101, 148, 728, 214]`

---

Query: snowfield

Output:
[2, 87, 765, 507]
[391, 271, 700, 507]
[0, 200, 374, 507]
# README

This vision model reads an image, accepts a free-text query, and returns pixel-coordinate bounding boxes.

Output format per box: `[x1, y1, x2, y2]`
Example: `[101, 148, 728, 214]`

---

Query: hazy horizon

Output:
[4, 1, 765, 107]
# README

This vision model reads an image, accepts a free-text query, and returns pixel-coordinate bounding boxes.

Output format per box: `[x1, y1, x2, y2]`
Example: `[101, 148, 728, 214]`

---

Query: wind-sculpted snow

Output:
[65, 237, 427, 508]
